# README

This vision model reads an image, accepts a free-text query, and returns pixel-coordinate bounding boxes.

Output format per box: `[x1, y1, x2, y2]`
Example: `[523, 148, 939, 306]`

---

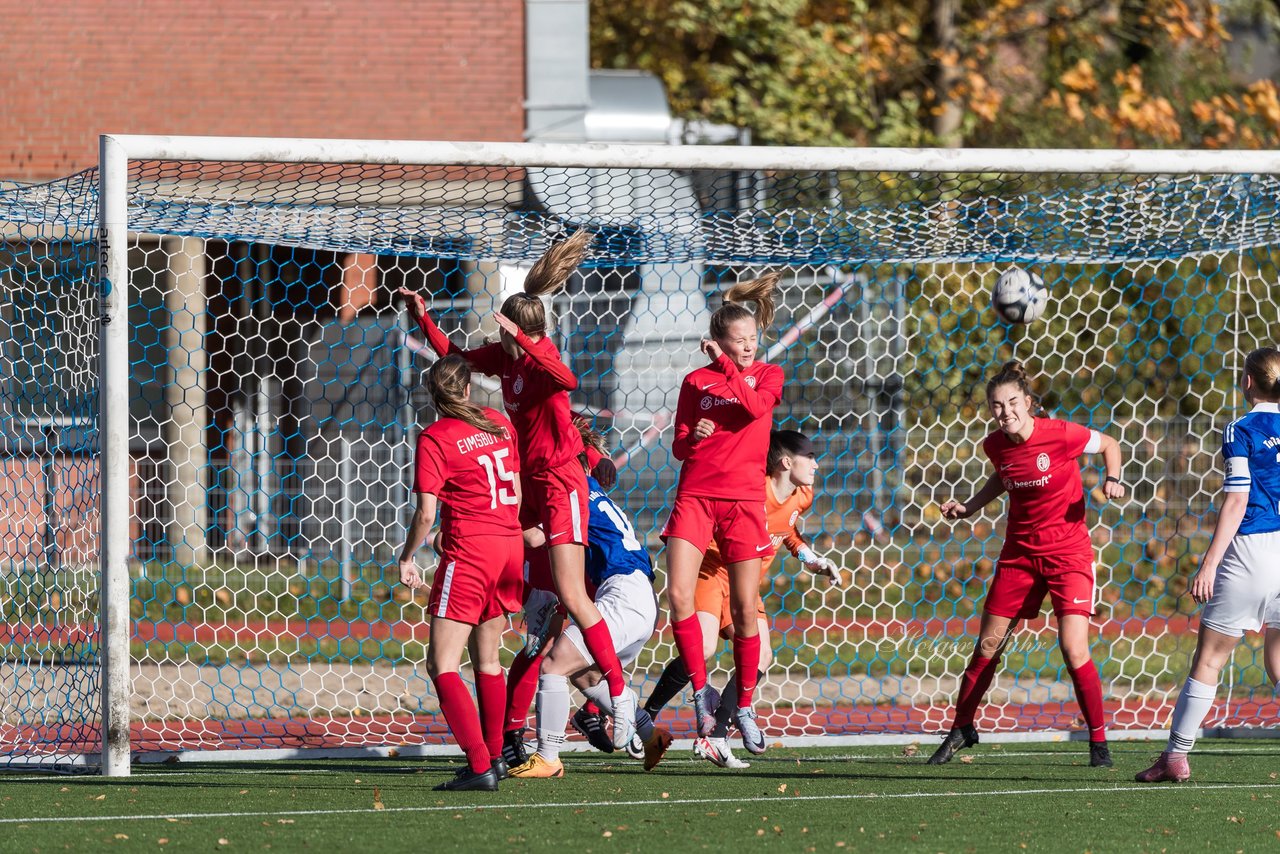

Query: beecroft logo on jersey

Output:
[1036, 452, 1050, 472]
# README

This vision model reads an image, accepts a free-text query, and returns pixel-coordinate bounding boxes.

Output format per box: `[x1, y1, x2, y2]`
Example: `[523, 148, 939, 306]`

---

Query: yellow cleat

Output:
[643, 727, 673, 771]
[509, 753, 565, 778]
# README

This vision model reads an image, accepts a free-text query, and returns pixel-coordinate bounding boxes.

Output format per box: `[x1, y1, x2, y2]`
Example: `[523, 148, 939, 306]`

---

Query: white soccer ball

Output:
[991, 267, 1048, 324]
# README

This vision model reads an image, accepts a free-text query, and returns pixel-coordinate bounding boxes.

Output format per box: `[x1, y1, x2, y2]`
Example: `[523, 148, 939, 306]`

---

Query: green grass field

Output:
[3, 740, 1278, 852]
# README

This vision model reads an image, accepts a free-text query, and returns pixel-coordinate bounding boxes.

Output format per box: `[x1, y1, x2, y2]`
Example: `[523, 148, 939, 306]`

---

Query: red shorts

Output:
[519, 462, 590, 546]
[428, 531, 524, 624]
[693, 563, 768, 639]
[983, 549, 1096, 620]
[661, 494, 772, 565]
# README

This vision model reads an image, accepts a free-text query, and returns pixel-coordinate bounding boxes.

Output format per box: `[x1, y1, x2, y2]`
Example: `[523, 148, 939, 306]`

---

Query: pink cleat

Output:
[1135, 751, 1190, 783]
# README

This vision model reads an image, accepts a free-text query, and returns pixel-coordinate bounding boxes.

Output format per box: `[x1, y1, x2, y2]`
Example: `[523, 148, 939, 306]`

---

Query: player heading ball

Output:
[931, 360, 1126, 768]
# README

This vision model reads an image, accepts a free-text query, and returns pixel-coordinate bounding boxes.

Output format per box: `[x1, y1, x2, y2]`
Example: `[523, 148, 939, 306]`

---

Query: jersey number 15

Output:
[477, 449, 518, 510]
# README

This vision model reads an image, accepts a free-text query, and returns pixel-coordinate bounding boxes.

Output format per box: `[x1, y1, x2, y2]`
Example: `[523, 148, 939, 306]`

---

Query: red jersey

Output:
[413, 408, 522, 538]
[982, 417, 1096, 555]
[672, 353, 784, 502]
[417, 314, 585, 472]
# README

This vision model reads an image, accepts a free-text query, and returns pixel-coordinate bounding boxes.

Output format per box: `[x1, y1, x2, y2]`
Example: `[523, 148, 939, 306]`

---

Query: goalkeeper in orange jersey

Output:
[630, 429, 844, 767]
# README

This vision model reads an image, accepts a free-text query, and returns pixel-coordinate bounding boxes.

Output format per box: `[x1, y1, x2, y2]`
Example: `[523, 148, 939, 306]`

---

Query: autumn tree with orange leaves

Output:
[590, 0, 1280, 149]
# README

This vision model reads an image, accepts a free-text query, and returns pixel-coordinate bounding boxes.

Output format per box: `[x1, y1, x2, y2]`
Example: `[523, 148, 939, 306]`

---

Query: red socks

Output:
[581, 620, 626, 696]
[474, 671, 506, 762]
[732, 633, 761, 707]
[953, 656, 998, 728]
[503, 649, 544, 732]
[672, 615, 708, 691]
[432, 671, 489, 774]
[1067, 659, 1108, 742]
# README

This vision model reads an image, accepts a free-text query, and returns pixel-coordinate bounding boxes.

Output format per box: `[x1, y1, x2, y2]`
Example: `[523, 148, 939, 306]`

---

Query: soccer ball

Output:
[991, 267, 1047, 324]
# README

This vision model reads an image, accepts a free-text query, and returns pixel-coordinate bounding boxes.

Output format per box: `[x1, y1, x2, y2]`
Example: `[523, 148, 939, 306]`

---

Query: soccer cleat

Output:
[926, 725, 979, 765]
[1089, 741, 1114, 768]
[692, 684, 722, 737]
[502, 728, 530, 768]
[642, 727, 674, 771]
[491, 755, 510, 780]
[735, 705, 767, 755]
[571, 707, 616, 754]
[1135, 751, 1190, 783]
[433, 765, 499, 792]
[625, 732, 645, 761]
[693, 736, 751, 769]
[508, 753, 565, 779]
[611, 688, 638, 749]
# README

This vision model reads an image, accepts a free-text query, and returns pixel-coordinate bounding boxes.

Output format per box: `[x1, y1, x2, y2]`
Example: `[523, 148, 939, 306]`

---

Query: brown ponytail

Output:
[1244, 346, 1280, 400]
[571, 414, 608, 458]
[500, 229, 593, 336]
[985, 360, 1037, 403]
[710, 271, 781, 339]
[427, 354, 505, 436]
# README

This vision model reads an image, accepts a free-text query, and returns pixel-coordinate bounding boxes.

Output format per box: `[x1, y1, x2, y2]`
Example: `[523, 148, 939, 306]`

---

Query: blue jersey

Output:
[584, 476, 654, 586]
[1221, 402, 1280, 535]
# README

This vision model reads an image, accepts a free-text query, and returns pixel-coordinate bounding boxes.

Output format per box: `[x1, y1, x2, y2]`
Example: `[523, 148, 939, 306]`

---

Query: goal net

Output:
[4, 139, 1278, 772]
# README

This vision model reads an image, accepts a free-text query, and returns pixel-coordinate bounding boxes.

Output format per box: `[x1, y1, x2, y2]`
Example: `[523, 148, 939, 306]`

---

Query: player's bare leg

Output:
[1058, 613, 1111, 767]
[667, 536, 719, 735]
[727, 558, 766, 754]
[1139, 626, 1238, 783]
[928, 613, 1016, 765]
[427, 617, 498, 792]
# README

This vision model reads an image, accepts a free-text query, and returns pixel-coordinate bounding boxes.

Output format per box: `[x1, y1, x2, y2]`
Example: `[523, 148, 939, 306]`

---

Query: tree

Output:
[589, 0, 1280, 149]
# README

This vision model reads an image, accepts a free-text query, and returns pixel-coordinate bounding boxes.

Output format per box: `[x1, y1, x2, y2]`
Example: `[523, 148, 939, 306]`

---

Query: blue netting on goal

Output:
[4, 156, 1279, 764]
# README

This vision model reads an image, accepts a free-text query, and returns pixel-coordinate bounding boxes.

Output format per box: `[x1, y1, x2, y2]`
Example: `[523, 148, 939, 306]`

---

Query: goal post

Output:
[5, 135, 1278, 776]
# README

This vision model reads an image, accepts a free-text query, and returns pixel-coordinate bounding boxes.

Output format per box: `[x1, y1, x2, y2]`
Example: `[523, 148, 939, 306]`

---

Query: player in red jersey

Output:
[662, 272, 784, 755]
[400, 231, 637, 749]
[928, 360, 1125, 767]
[396, 354, 524, 792]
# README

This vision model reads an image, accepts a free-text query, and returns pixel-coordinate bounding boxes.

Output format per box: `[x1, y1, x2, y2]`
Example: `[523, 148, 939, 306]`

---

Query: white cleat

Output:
[693, 736, 751, 769]
[611, 688, 637, 750]
[735, 705, 766, 755]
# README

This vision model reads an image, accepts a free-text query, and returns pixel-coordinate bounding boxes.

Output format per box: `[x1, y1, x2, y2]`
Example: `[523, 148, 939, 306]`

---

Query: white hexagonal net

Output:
[2, 153, 1277, 764]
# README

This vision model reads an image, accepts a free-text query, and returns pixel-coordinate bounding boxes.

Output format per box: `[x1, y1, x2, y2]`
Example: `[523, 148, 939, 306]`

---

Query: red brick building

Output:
[1, 0, 526, 181]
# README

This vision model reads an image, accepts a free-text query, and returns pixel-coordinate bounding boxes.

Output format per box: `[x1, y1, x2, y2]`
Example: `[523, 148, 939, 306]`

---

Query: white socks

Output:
[1167, 676, 1217, 754]
[535, 673, 570, 762]
[581, 680, 654, 741]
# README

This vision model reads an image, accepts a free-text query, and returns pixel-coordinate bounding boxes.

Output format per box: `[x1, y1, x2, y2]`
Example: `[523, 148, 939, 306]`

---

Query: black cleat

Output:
[434, 765, 499, 792]
[502, 728, 530, 768]
[491, 755, 510, 780]
[571, 707, 616, 753]
[1089, 741, 1113, 768]
[927, 725, 979, 765]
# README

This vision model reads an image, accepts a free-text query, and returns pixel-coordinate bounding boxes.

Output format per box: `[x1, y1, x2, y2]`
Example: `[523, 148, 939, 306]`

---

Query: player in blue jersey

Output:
[1138, 347, 1280, 783]
[509, 423, 673, 777]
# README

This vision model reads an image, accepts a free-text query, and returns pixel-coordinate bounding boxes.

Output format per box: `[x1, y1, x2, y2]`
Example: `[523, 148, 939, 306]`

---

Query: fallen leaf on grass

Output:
[373, 787, 385, 810]
[238, 789, 248, 795]
[218, 839, 229, 846]
[277, 820, 294, 825]
[661, 792, 669, 799]
[755, 830, 765, 837]
[93, 794, 106, 801]
[959, 755, 974, 764]
[777, 784, 787, 793]
[602, 831, 613, 838]
[59, 787, 69, 793]
[901, 744, 918, 757]
[113, 834, 128, 840]
[157, 839, 168, 845]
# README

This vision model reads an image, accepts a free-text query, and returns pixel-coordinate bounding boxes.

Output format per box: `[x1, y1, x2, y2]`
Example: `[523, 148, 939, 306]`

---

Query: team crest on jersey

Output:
[745, 375, 757, 388]
[700, 396, 713, 411]
[1036, 452, 1050, 472]
[513, 374, 524, 395]
[789, 510, 799, 527]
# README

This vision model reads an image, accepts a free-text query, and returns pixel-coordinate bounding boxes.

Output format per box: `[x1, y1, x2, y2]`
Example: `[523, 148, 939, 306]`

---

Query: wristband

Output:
[1105, 475, 1122, 485]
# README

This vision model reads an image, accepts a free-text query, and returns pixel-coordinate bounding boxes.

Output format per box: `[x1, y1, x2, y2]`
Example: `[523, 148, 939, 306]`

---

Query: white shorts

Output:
[1200, 531, 1280, 638]
[564, 571, 658, 667]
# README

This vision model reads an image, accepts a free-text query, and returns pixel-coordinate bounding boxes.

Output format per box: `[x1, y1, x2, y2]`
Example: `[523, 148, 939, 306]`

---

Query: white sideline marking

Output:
[3, 745, 1278, 783]
[1, 782, 1278, 825]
